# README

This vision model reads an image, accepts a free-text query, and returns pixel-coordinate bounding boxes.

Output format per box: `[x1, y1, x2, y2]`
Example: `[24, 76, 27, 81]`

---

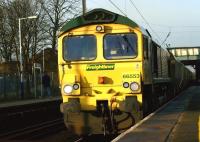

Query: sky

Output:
[87, 0, 200, 48]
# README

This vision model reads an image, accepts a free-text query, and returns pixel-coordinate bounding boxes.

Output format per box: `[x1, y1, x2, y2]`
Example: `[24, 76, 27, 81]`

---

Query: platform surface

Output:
[112, 86, 200, 142]
[0, 96, 61, 108]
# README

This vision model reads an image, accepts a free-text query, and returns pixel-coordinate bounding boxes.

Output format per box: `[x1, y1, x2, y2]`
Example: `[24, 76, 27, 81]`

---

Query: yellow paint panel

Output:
[58, 23, 144, 110]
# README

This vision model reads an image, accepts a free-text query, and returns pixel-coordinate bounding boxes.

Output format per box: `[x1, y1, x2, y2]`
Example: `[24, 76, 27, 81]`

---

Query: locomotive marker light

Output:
[96, 25, 104, 32]
[130, 82, 139, 91]
[19, 15, 37, 99]
[63, 85, 73, 94]
[123, 82, 129, 88]
[73, 83, 80, 90]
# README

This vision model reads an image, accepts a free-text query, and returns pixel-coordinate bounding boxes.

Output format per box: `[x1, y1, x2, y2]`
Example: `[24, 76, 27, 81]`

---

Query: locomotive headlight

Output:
[63, 85, 73, 94]
[130, 82, 139, 91]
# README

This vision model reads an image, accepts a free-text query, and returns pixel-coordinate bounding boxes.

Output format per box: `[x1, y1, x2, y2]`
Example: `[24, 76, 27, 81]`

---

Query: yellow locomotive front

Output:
[58, 9, 144, 135]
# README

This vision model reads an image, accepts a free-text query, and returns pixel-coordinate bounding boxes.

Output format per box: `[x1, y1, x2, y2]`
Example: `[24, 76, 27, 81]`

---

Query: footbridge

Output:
[168, 47, 200, 80]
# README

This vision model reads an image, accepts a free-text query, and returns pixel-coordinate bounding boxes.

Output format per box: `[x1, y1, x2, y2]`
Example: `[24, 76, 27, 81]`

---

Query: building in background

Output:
[0, 48, 59, 101]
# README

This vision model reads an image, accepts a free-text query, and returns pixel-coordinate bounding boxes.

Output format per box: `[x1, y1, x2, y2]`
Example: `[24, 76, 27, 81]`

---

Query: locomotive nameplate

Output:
[86, 64, 115, 71]
[123, 74, 140, 78]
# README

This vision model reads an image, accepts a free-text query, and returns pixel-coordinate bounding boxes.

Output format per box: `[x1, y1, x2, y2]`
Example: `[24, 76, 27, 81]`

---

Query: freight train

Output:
[58, 9, 193, 135]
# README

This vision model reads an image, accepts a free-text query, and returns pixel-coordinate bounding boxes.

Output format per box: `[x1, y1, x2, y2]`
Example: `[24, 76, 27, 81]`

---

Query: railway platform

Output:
[0, 96, 61, 108]
[112, 86, 200, 142]
[0, 96, 62, 136]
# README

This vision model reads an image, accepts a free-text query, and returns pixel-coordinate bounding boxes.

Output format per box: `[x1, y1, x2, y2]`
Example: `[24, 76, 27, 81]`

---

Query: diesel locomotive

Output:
[58, 9, 193, 135]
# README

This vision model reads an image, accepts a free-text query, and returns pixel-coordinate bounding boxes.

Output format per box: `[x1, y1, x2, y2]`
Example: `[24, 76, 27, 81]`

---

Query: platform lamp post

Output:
[19, 15, 37, 100]
[82, 0, 86, 15]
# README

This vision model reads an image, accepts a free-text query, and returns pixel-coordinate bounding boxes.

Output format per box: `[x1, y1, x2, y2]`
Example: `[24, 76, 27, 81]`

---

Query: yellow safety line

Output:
[198, 116, 200, 142]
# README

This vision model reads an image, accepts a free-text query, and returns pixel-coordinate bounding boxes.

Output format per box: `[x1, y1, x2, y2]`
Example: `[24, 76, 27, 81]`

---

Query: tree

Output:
[0, 0, 81, 96]
[0, 0, 81, 62]
[0, 3, 15, 62]
[40, 0, 81, 50]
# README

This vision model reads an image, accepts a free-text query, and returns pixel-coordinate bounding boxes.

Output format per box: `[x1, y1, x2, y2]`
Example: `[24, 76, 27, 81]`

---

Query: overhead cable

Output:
[129, 0, 162, 44]
[108, 0, 127, 17]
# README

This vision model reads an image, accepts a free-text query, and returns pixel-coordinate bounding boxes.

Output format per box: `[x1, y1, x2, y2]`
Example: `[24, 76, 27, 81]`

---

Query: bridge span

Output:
[168, 47, 200, 80]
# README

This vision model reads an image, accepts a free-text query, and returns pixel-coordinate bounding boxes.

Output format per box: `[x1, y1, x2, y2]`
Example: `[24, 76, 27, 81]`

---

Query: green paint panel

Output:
[59, 9, 138, 36]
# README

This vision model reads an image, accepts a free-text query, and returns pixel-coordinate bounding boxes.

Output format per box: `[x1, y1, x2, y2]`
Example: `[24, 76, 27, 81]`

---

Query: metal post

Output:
[3, 73, 7, 99]
[19, 18, 24, 99]
[82, 0, 86, 15]
[18, 16, 37, 100]
[43, 47, 45, 72]
[34, 64, 37, 98]
[42, 47, 44, 97]
[40, 68, 43, 98]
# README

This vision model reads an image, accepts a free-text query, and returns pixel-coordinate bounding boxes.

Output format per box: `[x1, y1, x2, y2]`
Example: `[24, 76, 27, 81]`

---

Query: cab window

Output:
[103, 33, 137, 59]
[63, 35, 97, 61]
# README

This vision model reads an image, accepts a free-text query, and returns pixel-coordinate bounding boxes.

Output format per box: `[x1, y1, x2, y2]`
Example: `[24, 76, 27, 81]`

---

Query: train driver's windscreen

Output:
[63, 35, 97, 61]
[104, 33, 137, 59]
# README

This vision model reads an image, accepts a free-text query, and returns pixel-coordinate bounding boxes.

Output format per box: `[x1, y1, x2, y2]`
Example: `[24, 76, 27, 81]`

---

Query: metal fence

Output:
[0, 72, 60, 102]
[0, 73, 19, 101]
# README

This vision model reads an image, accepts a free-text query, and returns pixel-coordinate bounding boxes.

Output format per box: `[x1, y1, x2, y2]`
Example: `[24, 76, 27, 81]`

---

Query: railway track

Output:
[0, 118, 66, 141]
[0, 90, 191, 142]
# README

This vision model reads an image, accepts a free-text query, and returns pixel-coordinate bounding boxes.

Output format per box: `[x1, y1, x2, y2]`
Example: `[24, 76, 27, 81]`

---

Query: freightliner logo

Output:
[86, 64, 115, 71]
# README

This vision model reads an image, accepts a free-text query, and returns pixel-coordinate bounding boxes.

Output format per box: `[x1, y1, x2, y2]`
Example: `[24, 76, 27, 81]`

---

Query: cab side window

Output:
[152, 42, 158, 76]
[143, 36, 149, 59]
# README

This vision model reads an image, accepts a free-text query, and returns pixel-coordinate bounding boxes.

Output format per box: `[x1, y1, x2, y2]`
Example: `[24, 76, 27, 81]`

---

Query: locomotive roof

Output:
[59, 8, 148, 36]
